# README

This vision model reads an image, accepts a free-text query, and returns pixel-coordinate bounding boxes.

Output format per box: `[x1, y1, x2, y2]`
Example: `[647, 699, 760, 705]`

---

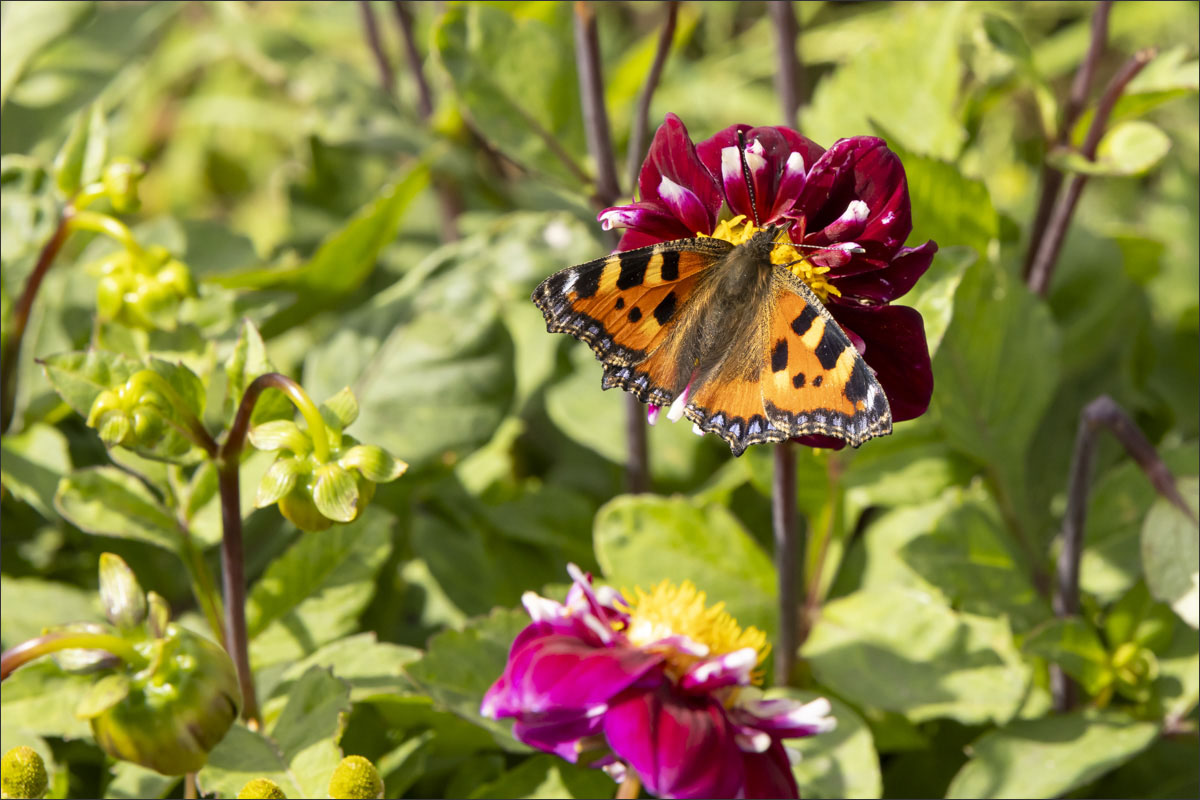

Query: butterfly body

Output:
[533, 227, 892, 455]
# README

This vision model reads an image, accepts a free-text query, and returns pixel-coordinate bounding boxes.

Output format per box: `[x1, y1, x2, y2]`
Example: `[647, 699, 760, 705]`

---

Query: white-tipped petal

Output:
[522, 591, 564, 622]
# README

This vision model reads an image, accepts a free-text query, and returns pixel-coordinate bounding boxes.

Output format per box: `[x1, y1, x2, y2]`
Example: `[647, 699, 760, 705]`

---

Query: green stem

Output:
[225, 373, 331, 463]
[125, 370, 218, 456]
[1, 631, 148, 680]
[178, 526, 226, 649]
[72, 181, 109, 211]
[66, 210, 145, 259]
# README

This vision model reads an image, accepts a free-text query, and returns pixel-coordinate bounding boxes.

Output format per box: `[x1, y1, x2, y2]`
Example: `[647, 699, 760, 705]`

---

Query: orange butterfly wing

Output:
[685, 271, 891, 455]
[532, 238, 731, 405]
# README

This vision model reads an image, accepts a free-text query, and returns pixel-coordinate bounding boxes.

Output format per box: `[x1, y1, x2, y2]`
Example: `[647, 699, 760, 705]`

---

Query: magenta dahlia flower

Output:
[481, 566, 835, 799]
[601, 114, 936, 448]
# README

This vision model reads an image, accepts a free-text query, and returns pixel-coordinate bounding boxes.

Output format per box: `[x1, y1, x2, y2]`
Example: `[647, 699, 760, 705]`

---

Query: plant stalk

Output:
[1051, 395, 1194, 710]
[772, 442, 799, 684]
[1027, 48, 1155, 296]
[358, 0, 395, 96]
[1, 630, 149, 680]
[216, 460, 259, 727]
[626, 2, 678, 188]
[769, 0, 803, 129]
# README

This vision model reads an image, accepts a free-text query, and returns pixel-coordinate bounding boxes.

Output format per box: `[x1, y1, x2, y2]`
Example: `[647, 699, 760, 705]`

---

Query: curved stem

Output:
[2, 631, 148, 680]
[125, 370, 219, 456]
[72, 181, 109, 211]
[67, 211, 145, 260]
[224, 372, 330, 464]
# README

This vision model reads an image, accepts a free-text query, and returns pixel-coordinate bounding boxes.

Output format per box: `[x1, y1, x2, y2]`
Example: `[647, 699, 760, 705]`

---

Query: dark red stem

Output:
[772, 443, 798, 684]
[358, 0, 395, 97]
[626, 2, 678, 189]
[769, 0, 803, 130]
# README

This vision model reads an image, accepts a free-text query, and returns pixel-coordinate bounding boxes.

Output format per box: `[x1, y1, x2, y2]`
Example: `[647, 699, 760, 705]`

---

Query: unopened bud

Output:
[328, 755, 383, 800]
[99, 553, 147, 629]
[1, 746, 48, 800]
[102, 157, 146, 214]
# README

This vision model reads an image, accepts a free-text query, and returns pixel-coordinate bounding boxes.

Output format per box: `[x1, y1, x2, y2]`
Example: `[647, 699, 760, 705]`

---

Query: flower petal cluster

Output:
[600, 114, 936, 447]
[482, 567, 834, 799]
[251, 387, 407, 531]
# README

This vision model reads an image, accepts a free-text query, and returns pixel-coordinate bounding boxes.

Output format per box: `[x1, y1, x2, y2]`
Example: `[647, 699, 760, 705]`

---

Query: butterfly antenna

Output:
[737, 130, 762, 228]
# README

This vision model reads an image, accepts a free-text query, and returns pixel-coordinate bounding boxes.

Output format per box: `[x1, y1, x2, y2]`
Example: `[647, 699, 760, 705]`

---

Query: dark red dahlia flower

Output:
[482, 566, 835, 799]
[600, 114, 936, 448]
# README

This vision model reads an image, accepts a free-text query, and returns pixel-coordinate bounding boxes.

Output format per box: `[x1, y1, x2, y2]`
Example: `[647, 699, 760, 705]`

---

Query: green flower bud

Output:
[81, 624, 241, 775]
[1111, 642, 1158, 702]
[256, 456, 304, 508]
[156, 258, 195, 297]
[277, 482, 334, 532]
[1, 746, 48, 800]
[341, 444, 408, 483]
[95, 409, 133, 448]
[238, 777, 287, 799]
[146, 591, 171, 639]
[328, 755, 383, 800]
[96, 273, 129, 321]
[102, 157, 146, 214]
[99, 553, 147, 629]
[312, 463, 360, 523]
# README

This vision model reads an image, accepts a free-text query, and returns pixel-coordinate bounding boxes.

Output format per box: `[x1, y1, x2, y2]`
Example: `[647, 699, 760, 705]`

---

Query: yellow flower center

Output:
[702, 216, 842, 301]
[617, 579, 769, 683]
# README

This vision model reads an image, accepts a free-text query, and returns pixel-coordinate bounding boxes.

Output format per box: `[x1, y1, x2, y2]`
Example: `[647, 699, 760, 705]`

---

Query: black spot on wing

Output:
[617, 251, 652, 290]
[770, 339, 788, 373]
[845, 358, 872, 404]
[792, 372, 806, 389]
[653, 291, 677, 325]
[615, 297, 625, 310]
[813, 375, 823, 387]
[791, 304, 819, 337]
[815, 322, 849, 370]
[575, 263, 603, 298]
[628, 307, 642, 323]
[660, 251, 680, 281]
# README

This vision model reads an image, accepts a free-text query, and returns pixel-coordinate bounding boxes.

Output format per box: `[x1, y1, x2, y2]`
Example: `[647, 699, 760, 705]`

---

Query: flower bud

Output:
[99, 553, 148, 629]
[237, 778, 287, 799]
[1, 746, 48, 800]
[81, 624, 241, 775]
[328, 755, 383, 800]
[102, 157, 146, 214]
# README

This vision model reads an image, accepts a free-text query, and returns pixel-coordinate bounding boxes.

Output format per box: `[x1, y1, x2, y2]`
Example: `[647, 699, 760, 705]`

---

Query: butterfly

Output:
[532, 142, 891, 456]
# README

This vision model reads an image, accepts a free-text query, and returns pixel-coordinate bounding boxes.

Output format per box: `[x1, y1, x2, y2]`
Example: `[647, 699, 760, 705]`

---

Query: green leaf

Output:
[246, 507, 394, 667]
[1051, 121, 1172, 177]
[777, 689, 881, 800]
[52, 104, 108, 196]
[403, 607, 532, 750]
[470, 754, 616, 800]
[198, 667, 350, 799]
[1081, 444, 1198, 601]
[0, 659, 93, 739]
[1023, 618, 1112, 696]
[1141, 478, 1200, 628]
[260, 633, 419, 713]
[54, 466, 181, 553]
[0, 0, 95, 106]
[981, 14, 1033, 66]
[0, 422, 71, 518]
[946, 710, 1159, 799]
[805, 3, 966, 159]
[1155, 622, 1199, 721]
[434, 4, 588, 188]
[0, 577, 100, 650]
[902, 246, 975, 357]
[103, 761, 178, 800]
[222, 319, 291, 427]
[593, 494, 777, 641]
[802, 586, 1031, 725]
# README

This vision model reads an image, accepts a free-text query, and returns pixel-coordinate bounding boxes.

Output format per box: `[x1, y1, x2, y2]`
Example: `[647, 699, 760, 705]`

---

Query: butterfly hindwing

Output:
[532, 237, 731, 374]
[759, 270, 892, 445]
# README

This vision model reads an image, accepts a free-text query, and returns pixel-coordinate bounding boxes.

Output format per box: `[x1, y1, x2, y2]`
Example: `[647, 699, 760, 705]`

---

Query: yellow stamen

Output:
[699, 217, 842, 301]
[617, 579, 769, 683]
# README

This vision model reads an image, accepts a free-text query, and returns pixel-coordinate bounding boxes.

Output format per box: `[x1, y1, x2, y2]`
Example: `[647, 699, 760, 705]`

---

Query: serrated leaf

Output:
[223, 319, 291, 426]
[54, 466, 181, 554]
[593, 494, 777, 641]
[778, 689, 881, 800]
[403, 607, 532, 750]
[52, 104, 107, 196]
[0, 422, 72, 518]
[246, 508, 394, 667]
[1023, 618, 1112, 696]
[261, 633, 419, 712]
[198, 667, 350, 799]
[1142, 478, 1200, 628]
[470, 754, 616, 799]
[802, 585, 1031, 725]
[946, 710, 1158, 799]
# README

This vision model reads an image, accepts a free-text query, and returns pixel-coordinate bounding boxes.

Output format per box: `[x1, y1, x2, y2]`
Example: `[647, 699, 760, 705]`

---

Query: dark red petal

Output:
[638, 114, 722, 234]
[488, 631, 664, 718]
[697, 125, 824, 224]
[833, 240, 938, 304]
[791, 433, 847, 451]
[829, 303, 933, 422]
[512, 711, 604, 763]
[741, 740, 800, 800]
[604, 688, 745, 799]
[600, 200, 697, 250]
[798, 137, 912, 256]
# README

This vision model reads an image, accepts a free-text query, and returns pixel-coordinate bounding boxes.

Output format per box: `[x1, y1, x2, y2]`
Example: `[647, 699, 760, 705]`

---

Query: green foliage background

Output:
[1, 1, 1197, 798]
